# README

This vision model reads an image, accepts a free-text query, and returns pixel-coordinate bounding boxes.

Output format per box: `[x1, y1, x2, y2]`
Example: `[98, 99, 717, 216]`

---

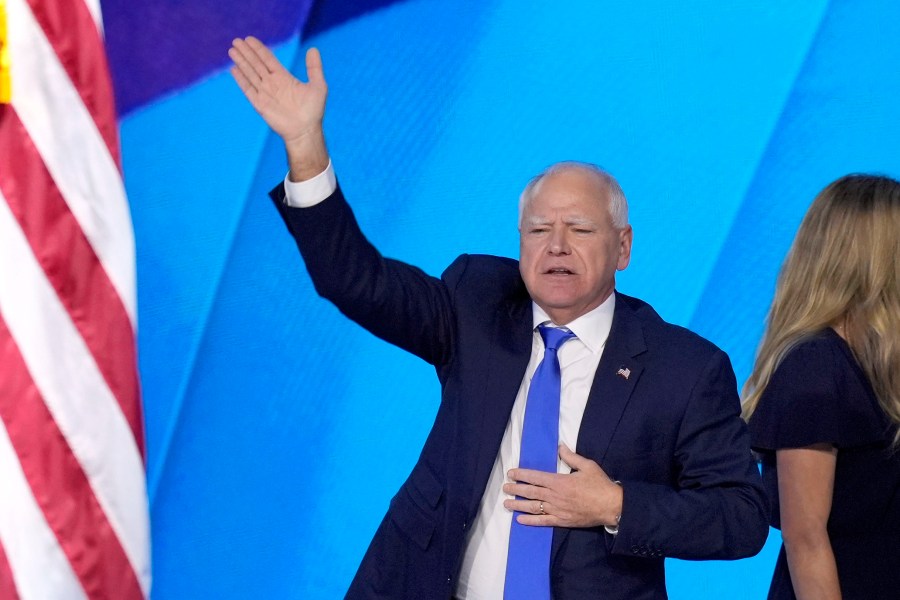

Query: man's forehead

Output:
[528, 176, 609, 211]
[522, 188, 610, 222]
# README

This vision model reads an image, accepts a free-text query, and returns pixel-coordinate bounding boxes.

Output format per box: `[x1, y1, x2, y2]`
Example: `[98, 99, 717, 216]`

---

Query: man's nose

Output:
[548, 229, 571, 254]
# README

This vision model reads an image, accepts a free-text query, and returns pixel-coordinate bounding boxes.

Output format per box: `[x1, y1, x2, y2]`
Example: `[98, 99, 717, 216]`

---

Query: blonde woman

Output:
[743, 174, 900, 600]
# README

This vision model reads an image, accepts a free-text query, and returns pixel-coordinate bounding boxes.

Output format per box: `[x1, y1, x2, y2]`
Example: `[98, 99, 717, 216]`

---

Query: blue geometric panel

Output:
[122, 41, 301, 495]
[110, 1, 900, 597]
[690, 0, 900, 383]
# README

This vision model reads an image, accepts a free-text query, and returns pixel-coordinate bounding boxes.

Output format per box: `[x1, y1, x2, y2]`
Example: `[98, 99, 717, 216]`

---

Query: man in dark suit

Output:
[229, 37, 768, 599]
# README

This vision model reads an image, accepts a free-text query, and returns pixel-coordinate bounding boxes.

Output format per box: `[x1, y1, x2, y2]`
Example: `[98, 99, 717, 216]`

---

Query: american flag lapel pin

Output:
[616, 366, 631, 380]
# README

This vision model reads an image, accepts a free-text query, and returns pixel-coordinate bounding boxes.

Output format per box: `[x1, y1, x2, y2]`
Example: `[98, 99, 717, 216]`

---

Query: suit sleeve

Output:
[269, 182, 463, 367]
[610, 350, 769, 560]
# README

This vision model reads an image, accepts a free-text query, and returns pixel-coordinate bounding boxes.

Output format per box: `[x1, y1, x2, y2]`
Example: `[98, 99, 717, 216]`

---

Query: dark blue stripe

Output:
[302, 0, 408, 39]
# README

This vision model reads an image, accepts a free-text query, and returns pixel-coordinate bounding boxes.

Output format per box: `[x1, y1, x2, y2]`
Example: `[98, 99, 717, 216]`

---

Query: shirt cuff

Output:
[604, 480, 623, 535]
[282, 160, 336, 208]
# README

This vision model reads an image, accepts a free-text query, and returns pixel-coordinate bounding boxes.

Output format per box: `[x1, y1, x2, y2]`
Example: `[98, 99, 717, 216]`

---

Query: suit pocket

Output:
[389, 466, 444, 550]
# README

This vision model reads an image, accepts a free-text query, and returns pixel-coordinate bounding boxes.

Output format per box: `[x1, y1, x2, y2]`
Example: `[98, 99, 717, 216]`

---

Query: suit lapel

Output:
[467, 288, 533, 512]
[551, 293, 647, 562]
[575, 295, 647, 461]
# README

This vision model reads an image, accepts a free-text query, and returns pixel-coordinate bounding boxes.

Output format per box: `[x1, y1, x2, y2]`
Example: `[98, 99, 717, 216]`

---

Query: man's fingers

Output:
[504, 498, 545, 514]
[515, 513, 560, 527]
[508, 467, 556, 488]
[503, 482, 543, 500]
[229, 41, 265, 85]
[558, 444, 585, 469]
[305, 47, 326, 85]
[231, 38, 271, 82]
[559, 444, 602, 473]
[245, 36, 285, 75]
[228, 47, 254, 84]
[230, 66, 255, 97]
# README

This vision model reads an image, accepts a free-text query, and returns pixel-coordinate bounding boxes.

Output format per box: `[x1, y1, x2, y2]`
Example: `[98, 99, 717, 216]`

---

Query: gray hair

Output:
[518, 161, 629, 229]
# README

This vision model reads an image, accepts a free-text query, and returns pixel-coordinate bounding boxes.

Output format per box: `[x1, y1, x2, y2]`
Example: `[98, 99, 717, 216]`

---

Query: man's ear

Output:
[616, 225, 633, 271]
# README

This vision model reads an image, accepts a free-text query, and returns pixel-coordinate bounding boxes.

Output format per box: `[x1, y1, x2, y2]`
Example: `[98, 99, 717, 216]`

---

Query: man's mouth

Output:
[545, 267, 575, 275]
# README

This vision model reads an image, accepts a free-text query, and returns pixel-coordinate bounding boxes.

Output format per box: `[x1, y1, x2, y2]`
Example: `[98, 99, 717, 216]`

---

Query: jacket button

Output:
[462, 522, 467, 530]
[631, 545, 640, 553]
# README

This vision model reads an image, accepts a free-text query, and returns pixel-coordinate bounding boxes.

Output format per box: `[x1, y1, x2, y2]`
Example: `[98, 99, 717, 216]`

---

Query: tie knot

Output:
[538, 324, 576, 351]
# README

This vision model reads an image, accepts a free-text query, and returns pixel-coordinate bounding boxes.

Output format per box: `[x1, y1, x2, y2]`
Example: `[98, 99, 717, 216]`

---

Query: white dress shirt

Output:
[282, 165, 616, 599]
[454, 298, 614, 600]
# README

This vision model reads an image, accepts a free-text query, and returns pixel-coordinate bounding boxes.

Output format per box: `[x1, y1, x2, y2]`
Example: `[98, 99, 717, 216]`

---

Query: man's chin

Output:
[532, 288, 583, 309]
[532, 296, 584, 320]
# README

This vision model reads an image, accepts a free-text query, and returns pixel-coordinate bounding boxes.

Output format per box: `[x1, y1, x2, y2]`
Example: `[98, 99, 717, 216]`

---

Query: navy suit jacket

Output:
[271, 184, 768, 599]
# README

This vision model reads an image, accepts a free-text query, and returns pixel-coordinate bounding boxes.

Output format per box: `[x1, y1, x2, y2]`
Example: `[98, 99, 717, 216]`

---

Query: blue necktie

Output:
[504, 325, 576, 600]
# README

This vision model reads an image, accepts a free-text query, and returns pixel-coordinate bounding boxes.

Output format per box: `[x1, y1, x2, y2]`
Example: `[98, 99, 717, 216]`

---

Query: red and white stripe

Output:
[0, 0, 150, 597]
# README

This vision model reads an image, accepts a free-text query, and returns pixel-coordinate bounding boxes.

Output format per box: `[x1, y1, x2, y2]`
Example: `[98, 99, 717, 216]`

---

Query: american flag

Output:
[0, 0, 150, 597]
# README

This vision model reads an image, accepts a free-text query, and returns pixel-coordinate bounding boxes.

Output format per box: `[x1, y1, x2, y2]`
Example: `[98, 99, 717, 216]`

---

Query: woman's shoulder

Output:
[750, 329, 889, 449]
[760, 330, 849, 405]
[775, 328, 845, 376]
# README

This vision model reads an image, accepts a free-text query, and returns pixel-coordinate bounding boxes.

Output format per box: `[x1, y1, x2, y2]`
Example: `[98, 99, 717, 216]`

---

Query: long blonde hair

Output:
[742, 174, 900, 443]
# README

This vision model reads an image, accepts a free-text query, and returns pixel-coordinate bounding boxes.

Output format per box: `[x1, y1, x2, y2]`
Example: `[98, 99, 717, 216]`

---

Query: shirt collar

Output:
[531, 293, 616, 354]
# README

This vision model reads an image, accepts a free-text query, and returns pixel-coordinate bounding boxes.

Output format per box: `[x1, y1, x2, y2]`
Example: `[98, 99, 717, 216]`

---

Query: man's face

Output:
[519, 168, 632, 325]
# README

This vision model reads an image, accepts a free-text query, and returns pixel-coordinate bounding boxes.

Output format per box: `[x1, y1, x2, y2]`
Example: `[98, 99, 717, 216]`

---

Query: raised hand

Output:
[229, 36, 329, 180]
[503, 444, 623, 529]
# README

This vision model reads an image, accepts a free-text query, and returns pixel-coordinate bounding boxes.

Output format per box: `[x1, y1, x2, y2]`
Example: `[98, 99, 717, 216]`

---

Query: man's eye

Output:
[574, 228, 594, 234]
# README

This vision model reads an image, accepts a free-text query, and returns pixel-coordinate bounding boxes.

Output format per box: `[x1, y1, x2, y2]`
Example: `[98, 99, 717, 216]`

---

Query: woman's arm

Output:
[777, 444, 841, 600]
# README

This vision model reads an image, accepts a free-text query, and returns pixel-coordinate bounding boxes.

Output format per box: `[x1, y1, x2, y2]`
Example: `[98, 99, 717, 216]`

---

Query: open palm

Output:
[229, 37, 327, 145]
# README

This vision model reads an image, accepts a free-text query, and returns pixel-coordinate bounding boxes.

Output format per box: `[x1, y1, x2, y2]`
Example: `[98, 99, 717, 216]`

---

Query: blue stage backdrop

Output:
[101, 0, 900, 597]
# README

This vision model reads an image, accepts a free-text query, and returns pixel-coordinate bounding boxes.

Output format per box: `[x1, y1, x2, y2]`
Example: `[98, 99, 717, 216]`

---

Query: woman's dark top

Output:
[749, 328, 900, 600]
